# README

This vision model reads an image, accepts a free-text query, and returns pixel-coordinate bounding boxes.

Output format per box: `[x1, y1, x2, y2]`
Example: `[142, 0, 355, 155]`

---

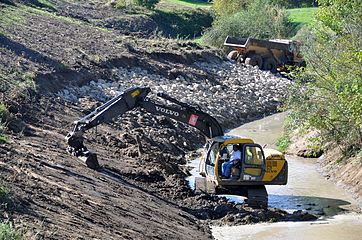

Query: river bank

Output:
[287, 131, 362, 204]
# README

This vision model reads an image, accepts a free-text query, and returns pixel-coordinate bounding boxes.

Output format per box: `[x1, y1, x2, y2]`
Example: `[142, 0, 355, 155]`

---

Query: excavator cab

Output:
[198, 136, 287, 208]
[201, 136, 263, 181]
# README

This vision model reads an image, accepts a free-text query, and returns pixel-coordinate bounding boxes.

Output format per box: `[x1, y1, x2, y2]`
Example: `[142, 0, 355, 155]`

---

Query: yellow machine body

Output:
[200, 135, 288, 187]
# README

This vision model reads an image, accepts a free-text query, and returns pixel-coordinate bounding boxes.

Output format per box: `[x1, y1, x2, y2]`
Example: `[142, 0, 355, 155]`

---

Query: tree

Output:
[286, 0, 362, 154]
[212, 0, 249, 19]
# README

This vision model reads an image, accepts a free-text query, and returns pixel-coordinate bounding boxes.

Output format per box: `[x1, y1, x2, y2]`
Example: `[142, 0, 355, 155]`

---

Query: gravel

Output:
[57, 61, 291, 128]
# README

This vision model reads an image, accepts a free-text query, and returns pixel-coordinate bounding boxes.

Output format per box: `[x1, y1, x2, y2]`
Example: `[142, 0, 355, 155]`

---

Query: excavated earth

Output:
[0, 1, 317, 239]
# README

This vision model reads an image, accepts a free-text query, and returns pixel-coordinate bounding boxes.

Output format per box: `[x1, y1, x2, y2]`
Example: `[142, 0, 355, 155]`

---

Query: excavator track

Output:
[216, 185, 268, 209]
[247, 186, 268, 209]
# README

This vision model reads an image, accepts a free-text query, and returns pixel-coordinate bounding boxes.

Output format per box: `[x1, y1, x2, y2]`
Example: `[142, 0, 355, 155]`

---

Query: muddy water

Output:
[212, 214, 362, 240]
[189, 112, 362, 240]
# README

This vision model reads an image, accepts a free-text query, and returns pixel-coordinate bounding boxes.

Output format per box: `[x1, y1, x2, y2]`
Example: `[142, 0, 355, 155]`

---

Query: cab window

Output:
[206, 143, 219, 176]
[219, 144, 233, 160]
[207, 143, 219, 165]
[244, 145, 264, 165]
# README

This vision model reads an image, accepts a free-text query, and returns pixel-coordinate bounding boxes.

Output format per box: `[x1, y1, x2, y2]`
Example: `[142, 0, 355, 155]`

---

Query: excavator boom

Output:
[66, 87, 223, 169]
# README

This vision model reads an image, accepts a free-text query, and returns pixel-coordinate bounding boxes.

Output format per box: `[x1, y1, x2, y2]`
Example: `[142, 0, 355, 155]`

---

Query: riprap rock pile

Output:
[57, 61, 291, 128]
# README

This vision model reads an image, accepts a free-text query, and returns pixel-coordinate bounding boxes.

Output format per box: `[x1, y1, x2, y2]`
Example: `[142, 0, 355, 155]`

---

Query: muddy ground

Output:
[0, 1, 316, 239]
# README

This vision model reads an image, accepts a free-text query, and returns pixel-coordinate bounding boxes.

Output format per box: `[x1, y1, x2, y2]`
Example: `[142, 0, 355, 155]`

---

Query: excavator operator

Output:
[221, 145, 241, 178]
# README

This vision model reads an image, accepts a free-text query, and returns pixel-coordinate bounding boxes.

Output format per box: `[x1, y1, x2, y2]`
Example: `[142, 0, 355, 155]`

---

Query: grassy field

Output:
[287, 7, 318, 25]
[158, 0, 211, 10]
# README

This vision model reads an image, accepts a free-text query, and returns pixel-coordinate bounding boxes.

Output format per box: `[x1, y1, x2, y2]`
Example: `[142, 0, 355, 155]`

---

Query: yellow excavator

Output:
[66, 87, 287, 208]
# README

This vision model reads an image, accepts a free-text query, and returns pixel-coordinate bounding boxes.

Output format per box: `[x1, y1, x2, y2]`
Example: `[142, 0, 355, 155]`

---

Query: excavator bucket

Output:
[66, 132, 100, 170]
[78, 152, 100, 170]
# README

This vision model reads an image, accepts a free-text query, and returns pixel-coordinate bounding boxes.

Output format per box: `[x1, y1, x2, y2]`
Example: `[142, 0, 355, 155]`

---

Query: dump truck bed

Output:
[224, 36, 292, 52]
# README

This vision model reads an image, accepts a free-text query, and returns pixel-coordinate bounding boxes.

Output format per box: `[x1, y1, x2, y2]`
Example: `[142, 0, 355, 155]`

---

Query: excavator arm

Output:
[66, 86, 223, 169]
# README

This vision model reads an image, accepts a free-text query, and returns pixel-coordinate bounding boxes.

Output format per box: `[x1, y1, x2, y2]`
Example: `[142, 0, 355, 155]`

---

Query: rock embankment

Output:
[57, 62, 291, 129]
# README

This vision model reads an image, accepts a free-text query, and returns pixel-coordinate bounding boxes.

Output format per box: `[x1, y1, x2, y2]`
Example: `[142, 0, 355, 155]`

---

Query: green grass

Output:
[0, 5, 26, 27]
[287, 7, 318, 25]
[26, 6, 82, 25]
[191, 36, 212, 47]
[0, 104, 7, 120]
[0, 223, 22, 240]
[192, 36, 203, 44]
[0, 182, 21, 240]
[159, 0, 211, 9]
[0, 135, 7, 144]
[34, 0, 56, 12]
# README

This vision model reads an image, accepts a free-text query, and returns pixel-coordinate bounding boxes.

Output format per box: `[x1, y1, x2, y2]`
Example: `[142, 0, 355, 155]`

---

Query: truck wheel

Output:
[227, 50, 239, 61]
[245, 55, 263, 69]
[263, 58, 277, 73]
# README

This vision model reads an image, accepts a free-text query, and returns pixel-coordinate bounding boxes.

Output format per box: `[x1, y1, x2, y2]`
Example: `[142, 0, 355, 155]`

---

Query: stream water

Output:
[187, 112, 362, 240]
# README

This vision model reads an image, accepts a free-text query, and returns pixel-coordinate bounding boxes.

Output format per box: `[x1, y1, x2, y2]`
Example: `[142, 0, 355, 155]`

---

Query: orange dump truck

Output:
[224, 36, 305, 72]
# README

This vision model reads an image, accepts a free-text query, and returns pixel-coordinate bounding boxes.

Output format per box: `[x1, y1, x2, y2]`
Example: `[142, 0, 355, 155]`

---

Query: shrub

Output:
[115, 0, 159, 10]
[0, 104, 7, 122]
[151, 9, 213, 39]
[115, 0, 135, 9]
[276, 135, 292, 153]
[0, 181, 8, 200]
[203, 0, 292, 47]
[212, 0, 249, 19]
